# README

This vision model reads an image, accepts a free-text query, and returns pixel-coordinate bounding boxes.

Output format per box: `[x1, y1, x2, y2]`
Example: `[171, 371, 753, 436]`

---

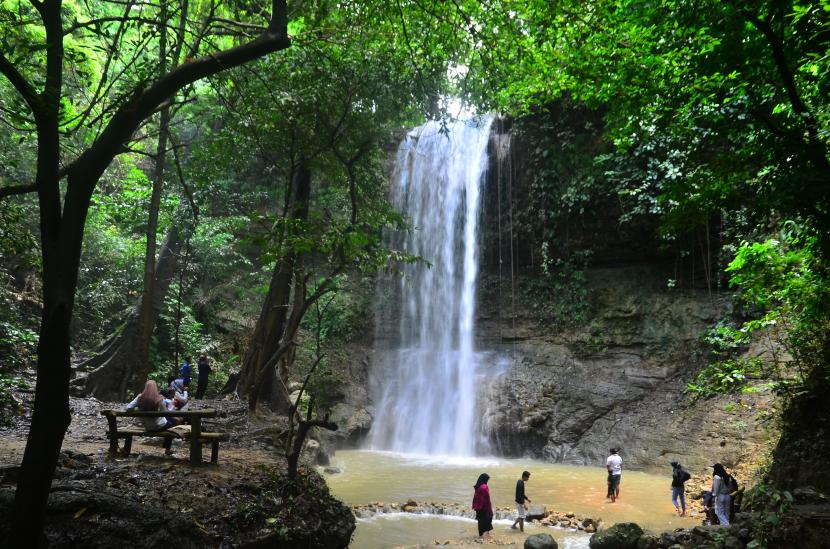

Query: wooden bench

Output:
[101, 409, 228, 465]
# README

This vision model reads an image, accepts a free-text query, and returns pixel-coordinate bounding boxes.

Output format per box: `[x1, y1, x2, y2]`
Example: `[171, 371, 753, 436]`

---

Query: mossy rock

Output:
[588, 522, 644, 549]
[524, 533, 558, 549]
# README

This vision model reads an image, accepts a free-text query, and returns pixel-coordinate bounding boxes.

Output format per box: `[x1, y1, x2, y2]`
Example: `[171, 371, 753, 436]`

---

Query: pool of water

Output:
[324, 450, 697, 548]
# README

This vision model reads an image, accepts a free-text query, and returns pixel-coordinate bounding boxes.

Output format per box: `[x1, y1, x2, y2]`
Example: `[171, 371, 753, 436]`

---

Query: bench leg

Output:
[190, 416, 202, 465]
[123, 435, 133, 455]
[163, 435, 173, 453]
[211, 441, 219, 464]
[106, 415, 119, 454]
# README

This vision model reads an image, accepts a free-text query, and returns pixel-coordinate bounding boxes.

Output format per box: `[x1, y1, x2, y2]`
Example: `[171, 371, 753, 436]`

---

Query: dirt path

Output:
[0, 393, 355, 548]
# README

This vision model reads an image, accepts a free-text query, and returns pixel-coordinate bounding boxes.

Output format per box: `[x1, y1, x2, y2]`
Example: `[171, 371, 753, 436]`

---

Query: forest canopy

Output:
[1, 0, 829, 545]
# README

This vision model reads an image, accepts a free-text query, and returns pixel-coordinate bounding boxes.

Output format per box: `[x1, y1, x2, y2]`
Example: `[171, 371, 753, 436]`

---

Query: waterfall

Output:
[369, 115, 494, 457]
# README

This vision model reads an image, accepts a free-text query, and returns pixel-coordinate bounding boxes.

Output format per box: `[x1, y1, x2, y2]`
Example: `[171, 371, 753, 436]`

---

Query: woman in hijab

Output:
[472, 473, 493, 537]
[711, 463, 731, 525]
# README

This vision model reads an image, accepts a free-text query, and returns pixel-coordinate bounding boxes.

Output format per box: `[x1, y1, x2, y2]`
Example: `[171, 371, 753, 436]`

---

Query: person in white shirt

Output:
[606, 448, 623, 503]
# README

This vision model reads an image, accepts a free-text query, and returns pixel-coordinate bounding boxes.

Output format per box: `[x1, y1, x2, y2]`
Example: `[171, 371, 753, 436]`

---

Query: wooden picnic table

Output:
[100, 409, 226, 465]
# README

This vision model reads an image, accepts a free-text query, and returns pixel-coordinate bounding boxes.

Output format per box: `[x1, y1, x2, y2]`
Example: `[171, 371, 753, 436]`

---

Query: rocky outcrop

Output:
[476, 265, 774, 470]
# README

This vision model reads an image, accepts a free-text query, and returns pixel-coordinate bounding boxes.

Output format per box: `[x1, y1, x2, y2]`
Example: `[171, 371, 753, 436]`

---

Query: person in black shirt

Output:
[195, 355, 212, 399]
[670, 461, 691, 516]
[510, 471, 531, 532]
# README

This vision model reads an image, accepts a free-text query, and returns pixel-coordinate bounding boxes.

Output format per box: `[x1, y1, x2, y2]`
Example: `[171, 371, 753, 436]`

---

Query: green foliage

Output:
[691, 229, 829, 399]
[0, 372, 29, 427]
[520, 247, 592, 329]
[0, 321, 38, 369]
[150, 289, 219, 383]
[743, 482, 794, 548]
[687, 358, 763, 399]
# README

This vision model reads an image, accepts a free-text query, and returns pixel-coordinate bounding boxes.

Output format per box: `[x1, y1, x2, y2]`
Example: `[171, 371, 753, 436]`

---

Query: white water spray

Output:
[369, 115, 494, 456]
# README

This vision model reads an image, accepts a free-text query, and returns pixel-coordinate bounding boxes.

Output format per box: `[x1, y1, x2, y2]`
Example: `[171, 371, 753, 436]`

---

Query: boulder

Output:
[589, 522, 644, 549]
[524, 533, 558, 549]
[527, 504, 546, 521]
[635, 533, 661, 549]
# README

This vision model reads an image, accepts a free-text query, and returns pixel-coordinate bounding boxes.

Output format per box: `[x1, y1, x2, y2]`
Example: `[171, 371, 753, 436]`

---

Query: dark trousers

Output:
[196, 375, 209, 399]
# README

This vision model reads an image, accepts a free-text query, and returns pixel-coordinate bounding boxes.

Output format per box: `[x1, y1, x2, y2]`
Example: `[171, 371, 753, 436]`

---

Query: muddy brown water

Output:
[325, 450, 697, 549]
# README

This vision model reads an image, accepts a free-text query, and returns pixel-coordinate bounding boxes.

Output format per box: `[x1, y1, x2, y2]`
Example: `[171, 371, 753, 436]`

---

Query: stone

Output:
[636, 533, 662, 549]
[589, 522, 645, 549]
[524, 533, 558, 549]
[659, 532, 677, 545]
[793, 486, 828, 504]
[585, 524, 597, 533]
[323, 466, 341, 474]
[723, 536, 744, 549]
[691, 525, 716, 540]
[527, 504, 546, 521]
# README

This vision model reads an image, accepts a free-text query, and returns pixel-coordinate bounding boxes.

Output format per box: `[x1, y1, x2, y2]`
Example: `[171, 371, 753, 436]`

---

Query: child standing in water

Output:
[472, 473, 493, 537]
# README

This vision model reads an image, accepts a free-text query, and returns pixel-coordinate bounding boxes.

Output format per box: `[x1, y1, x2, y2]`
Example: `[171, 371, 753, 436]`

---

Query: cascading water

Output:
[369, 115, 494, 457]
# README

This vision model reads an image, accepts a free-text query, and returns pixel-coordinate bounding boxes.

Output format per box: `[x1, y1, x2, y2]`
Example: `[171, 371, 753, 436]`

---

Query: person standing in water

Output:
[606, 448, 622, 503]
[670, 461, 691, 516]
[511, 471, 532, 532]
[472, 473, 493, 537]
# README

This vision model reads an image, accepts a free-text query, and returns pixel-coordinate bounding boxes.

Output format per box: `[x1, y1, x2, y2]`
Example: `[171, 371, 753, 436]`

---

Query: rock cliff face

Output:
[320, 262, 774, 472]
[474, 265, 773, 471]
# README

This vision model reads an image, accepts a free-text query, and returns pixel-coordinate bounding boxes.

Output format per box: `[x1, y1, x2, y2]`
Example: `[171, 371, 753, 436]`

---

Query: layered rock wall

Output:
[476, 265, 773, 471]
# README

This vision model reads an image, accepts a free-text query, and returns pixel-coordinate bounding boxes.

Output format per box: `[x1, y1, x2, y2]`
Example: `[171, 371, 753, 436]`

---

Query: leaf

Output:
[266, 517, 278, 524]
[73, 507, 87, 519]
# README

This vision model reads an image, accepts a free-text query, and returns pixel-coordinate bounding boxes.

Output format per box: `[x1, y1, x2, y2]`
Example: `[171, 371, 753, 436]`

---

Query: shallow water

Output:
[325, 450, 697, 548]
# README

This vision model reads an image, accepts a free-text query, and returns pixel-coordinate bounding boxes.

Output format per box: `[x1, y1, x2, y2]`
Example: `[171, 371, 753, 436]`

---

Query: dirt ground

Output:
[0, 393, 355, 548]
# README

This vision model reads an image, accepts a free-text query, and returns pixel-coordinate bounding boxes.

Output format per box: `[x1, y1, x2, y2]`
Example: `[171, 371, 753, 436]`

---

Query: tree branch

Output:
[0, 184, 38, 200]
[735, 7, 812, 124]
[0, 53, 41, 116]
[63, 0, 290, 219]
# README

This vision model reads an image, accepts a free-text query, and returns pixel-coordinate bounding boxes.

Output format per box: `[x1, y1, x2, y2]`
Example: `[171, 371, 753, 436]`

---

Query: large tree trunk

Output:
[136, 6, 172, 385]
[238, 163, 310, 411]
[72, 225, 184, 400]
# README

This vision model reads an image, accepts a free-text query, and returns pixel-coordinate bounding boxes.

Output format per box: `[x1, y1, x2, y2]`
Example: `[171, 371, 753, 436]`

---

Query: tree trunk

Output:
[72, 225, 183, 400]
[237, 162, 310, 410]
[137, 8, 172, 386]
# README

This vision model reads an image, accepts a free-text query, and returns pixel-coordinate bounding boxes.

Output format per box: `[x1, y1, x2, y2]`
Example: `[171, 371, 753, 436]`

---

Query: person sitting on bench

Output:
[167, 378, 190, 410]
[126, 380, 179, 455]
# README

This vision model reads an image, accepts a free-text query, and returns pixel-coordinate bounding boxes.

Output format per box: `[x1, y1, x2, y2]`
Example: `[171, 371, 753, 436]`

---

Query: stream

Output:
[325, 450, 697, 548]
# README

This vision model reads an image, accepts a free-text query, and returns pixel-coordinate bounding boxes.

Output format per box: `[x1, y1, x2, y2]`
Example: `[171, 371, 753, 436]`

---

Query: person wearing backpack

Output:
[711, 463, 733, 526]
[670, 461, 691, 516]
